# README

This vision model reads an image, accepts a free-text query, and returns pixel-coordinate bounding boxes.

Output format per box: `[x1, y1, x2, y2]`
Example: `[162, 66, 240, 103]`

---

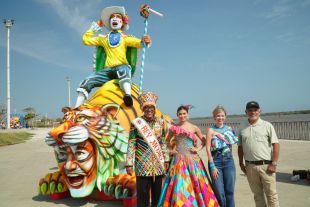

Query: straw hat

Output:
[101, 6, 129, 31]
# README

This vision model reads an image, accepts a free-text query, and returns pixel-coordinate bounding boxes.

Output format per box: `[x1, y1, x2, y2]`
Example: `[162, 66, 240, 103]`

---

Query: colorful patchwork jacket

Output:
[126, 116, 170, 176]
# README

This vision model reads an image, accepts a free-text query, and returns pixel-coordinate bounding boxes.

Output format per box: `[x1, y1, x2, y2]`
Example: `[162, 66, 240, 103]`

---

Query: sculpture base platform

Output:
[49, 190, 137, 207]
[50, 191, 70, 200]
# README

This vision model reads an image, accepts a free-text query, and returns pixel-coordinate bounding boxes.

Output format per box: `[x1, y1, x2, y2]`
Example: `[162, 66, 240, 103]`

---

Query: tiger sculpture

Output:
[38, 80, 171, 199]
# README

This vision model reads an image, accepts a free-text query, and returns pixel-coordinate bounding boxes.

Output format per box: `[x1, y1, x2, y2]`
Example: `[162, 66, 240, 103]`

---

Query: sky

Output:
[0, 0, 309, 119]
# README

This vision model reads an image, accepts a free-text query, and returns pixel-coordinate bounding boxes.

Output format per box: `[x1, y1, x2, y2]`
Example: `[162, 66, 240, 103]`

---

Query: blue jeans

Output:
[209, 151, 236, 207]
[78, 64, 131, 93]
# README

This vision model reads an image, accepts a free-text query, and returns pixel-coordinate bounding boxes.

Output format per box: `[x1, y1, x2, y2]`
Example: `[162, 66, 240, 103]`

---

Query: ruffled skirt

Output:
[158, 154, 219, 207]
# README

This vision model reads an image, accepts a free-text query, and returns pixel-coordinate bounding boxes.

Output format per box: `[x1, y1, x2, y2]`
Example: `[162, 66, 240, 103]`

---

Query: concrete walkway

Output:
[0, 128, 309, 207]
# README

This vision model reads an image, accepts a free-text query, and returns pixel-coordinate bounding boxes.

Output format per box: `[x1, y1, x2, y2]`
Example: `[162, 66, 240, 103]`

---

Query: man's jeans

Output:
[209, 151, 236, 207]
[78, 64, 131, 93]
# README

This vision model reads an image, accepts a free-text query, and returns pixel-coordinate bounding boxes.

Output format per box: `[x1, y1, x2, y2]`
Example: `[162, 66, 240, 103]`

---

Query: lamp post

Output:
[65, 77, 71, 106]
[3, 19, 14, 129]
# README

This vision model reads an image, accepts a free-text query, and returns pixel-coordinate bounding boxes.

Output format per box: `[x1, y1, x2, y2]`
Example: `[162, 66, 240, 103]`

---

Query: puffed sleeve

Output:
[82, 29, 105, 46]
[124, 35, 142, 48]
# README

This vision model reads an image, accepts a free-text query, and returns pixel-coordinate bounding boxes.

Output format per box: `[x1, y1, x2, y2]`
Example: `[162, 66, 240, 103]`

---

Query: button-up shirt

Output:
[238, 118, 279, 161]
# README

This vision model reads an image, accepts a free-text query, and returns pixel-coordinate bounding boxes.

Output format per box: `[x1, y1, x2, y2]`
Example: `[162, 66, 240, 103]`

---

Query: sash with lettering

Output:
[132, 117, 165, 172]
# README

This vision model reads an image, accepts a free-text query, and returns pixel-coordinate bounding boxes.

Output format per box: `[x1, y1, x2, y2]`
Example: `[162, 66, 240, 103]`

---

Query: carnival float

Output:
[38, 4, 170, 206]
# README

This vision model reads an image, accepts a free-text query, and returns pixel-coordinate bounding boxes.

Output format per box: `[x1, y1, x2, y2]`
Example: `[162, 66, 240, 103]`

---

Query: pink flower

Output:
[123, 15, 129, 24]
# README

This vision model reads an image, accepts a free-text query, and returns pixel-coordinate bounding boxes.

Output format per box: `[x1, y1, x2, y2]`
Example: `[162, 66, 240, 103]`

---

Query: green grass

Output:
[0, 132, 34, 146]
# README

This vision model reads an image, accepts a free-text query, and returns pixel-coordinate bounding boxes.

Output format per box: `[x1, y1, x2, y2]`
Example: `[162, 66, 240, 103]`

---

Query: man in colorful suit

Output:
[126, 91, 170, 207]
[75, 6, 151, 107]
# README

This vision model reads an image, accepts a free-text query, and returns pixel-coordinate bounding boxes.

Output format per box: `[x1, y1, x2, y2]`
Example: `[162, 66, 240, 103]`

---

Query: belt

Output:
[245, 160, 272, 165]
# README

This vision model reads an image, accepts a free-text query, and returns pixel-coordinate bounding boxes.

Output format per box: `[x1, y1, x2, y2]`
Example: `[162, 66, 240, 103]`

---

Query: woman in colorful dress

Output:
[158, 105, 219, 207]
[206, 105, 238, 207]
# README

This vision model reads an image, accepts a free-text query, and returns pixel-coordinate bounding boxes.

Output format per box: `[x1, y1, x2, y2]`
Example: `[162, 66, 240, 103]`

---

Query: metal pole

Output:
[4, 19, 14, 129]
[6, 24, 10, 129]
[66, 77, 71, 106]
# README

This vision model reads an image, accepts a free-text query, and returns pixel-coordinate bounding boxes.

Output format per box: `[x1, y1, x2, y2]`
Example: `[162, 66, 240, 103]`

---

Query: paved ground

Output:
[0, 128, 309, 207]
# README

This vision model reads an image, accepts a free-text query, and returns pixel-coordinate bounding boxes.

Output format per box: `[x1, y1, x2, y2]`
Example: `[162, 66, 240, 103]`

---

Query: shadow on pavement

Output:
[32, 195, 88, 206]
[32, 195, 124, 207]
[276, 172, 310, 187]
[92, 201, 123, 207]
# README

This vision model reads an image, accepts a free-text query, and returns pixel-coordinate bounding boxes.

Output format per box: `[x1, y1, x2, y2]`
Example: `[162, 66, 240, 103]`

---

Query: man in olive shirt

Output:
[238, 101, 280, 207]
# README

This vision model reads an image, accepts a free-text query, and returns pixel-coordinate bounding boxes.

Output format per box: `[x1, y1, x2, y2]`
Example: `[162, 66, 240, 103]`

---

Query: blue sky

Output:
[0, 0, 309, 119]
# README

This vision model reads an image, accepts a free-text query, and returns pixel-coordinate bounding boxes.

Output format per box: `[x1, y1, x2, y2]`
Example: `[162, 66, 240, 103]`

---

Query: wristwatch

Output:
[271, 161, 278, 166]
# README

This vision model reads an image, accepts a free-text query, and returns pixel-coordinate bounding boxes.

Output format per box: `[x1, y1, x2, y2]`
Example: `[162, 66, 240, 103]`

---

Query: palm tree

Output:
[0, 104, 6, 128]
[23, 107, 38, 128]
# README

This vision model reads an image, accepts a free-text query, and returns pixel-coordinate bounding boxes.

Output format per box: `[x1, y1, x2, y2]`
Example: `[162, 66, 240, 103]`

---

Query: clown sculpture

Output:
[75, 6, 151, 108]
[38, 5, 170, 203]
[38, 81, 172, 200]
[44, 104, 129, 197]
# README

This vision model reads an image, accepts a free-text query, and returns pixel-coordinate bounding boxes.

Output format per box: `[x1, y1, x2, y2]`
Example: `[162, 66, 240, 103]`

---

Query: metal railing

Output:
[272, 121, 310, 141]
[194, 121, 310, 141]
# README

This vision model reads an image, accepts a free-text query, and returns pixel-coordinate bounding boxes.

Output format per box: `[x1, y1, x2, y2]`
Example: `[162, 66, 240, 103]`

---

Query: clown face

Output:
[110, 13, 123, 30]
[55, 140, 96, 197]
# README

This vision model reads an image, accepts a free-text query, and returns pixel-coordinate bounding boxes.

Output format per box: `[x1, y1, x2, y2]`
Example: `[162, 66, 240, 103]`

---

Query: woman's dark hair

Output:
[177, 105, 193, 113]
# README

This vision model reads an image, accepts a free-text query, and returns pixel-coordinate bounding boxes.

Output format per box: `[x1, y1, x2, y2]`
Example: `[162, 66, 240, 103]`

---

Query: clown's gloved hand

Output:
[90, 21, 102, 33]
[142, 35, 152, 48]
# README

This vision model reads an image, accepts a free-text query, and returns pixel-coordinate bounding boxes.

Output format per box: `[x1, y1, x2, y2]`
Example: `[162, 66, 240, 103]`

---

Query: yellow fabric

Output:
[83, 29, 142, 68]
[86, 80, 171, 133]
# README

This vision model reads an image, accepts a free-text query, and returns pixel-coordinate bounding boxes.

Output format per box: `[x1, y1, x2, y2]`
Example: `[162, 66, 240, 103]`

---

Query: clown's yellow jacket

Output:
[83, 29, 142, 68]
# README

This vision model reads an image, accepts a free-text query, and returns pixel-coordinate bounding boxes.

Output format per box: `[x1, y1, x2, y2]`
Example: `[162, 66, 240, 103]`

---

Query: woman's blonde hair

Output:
[212, 105, 227, 117]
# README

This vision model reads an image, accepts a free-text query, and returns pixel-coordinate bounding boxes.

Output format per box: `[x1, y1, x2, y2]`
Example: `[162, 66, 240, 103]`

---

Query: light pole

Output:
[4, 19, 14, 129]
[65, 77, 71, 106]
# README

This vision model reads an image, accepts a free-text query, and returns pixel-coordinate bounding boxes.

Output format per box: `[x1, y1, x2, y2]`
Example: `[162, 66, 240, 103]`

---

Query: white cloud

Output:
[0, 0, 101, 71]
[275, 29, 310, 46]
[35, 0, 101, 34]
[264, 4, 291, 20]
[0, 28, 89, 71]
[302, 0, 310, 6]
[263, 0, 310, 20]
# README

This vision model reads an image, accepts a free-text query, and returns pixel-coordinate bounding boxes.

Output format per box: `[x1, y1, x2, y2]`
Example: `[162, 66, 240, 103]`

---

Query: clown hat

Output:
[138, 91, 158, 110]
[101, 6, 129, 31]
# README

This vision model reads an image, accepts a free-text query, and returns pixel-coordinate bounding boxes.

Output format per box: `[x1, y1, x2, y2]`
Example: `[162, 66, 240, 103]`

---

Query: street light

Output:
[65, 77, 71, 106]
[3, 19, 14, 129]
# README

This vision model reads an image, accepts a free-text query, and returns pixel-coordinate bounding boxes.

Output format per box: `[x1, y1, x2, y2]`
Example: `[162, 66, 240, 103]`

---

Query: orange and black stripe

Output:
[86, 80, 171, 132]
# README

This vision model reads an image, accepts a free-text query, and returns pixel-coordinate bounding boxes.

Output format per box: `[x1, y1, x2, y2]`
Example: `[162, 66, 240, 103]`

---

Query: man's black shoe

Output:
[123, 94, 133, 107]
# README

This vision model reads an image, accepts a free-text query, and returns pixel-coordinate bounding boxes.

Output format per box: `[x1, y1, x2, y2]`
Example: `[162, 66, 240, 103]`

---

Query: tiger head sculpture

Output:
[45, 103, 128, 198]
